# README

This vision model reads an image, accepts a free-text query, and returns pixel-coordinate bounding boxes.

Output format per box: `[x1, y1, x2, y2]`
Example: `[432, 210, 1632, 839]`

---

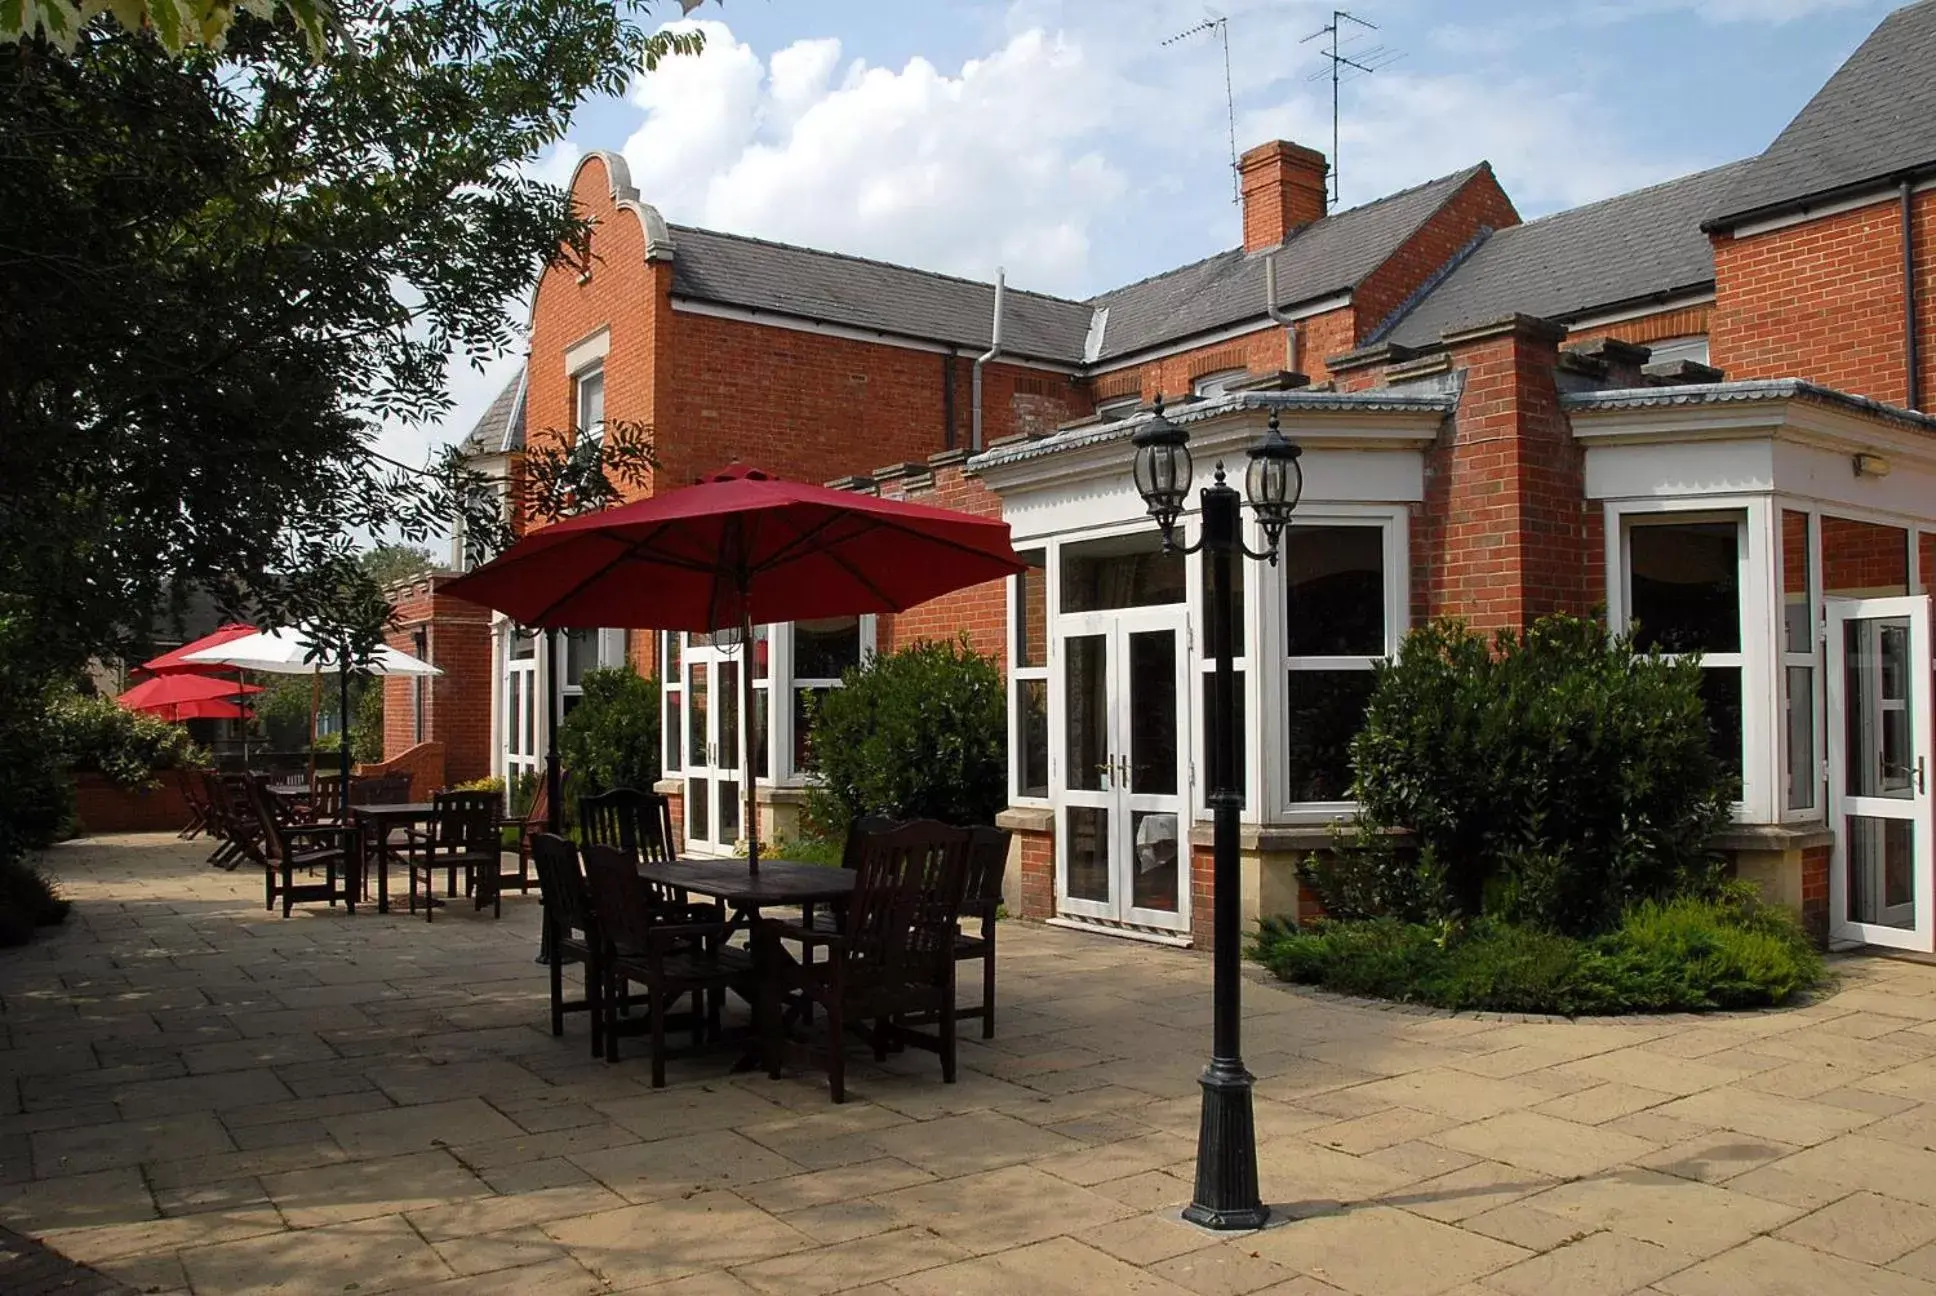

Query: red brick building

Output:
[410, 1, 1936, 952]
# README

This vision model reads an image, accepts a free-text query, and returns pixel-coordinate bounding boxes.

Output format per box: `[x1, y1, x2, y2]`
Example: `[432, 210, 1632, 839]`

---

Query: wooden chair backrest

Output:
[962, 826, 1012, 908]
[531, 832, 592, 935]
[579, 787, 648, 855]
[839, 815, 901, 870]
[311, 777, 350, 820]
[429, 790, 499, 854]
[245, 777, 294, 860]
[581, 842, 662, 951]
[845, 820, 972, 989]
[351, 774, 412, 805]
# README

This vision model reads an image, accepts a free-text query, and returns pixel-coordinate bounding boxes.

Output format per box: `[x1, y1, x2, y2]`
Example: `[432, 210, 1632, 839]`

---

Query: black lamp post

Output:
[1132, 397, 1302, 1231]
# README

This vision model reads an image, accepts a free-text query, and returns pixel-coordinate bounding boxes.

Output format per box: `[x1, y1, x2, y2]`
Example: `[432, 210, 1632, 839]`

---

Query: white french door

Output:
[503, 629, 539, 786]
[1056, 606, 1191, 933]
[682, 638, 744, 855]
[1828, 596, 1934, 951]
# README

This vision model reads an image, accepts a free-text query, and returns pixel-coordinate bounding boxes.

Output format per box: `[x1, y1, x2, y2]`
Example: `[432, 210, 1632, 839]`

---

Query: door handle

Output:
[1095, 761, 1113, 788]
[1117, 754, 1131, 787]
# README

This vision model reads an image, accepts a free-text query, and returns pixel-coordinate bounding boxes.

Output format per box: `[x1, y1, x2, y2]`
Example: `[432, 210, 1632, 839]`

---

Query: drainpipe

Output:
[1264, 253, 1301, 374]
[971, 268, 1005, 452]
[1904, 180, 1922, 411]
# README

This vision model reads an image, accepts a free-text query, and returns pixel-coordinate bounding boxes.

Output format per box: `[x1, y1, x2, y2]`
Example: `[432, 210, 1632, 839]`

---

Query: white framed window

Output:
[1192, 368, 1248, 399]
[1647, 335, 1710, 366]
[1619, 508, 1751, 804]
[558, 628, 627, 718]
[574, 364, 605, 439]
[786, 616, 872, 777]
[1096, 395, 1141, 422]
[1275, 511, 1409, 816]
[1011, 548, 1050, 804]
[661, 631, 683, 775]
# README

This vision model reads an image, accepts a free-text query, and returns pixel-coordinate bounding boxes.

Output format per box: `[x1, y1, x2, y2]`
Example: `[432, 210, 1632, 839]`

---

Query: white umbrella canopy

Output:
[184, 629, 440, 790]
[183, 629, 440, 677]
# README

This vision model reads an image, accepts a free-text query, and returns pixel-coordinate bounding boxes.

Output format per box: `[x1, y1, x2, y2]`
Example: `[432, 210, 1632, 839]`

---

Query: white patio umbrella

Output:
[184, 629, 440, 791]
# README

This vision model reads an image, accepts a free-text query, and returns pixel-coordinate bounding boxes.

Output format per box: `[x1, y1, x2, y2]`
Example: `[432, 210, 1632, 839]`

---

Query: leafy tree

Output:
[360, 545, 437, 590]
[0, 2, 694, 866]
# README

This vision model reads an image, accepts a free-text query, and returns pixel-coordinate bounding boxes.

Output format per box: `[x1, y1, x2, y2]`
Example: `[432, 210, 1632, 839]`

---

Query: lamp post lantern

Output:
[1132, 397, 1301, 1231]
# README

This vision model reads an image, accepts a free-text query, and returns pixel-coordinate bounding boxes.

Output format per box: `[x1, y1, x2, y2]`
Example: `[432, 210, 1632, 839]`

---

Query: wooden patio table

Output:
[347, 801, 439, 914]
[634, 857, 855, 1070]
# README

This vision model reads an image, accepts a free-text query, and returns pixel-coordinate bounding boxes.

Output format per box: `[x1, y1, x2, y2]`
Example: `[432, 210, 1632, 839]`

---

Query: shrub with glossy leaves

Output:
[48, 690, 208, 789]
[804, 637, 1005, 837]
[1311, 615, 1733, 937]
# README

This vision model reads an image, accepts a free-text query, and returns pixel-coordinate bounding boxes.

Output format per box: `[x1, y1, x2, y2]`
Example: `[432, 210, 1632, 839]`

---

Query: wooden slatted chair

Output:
[530, 833, 603, 1055]
[247, 777, 355, 917]
[581, 843, 759, 1087]
[176, 769, 213, 841]
[954, 826, 1011, 1039]
[762, 820, 972, 1103]
[579, 788, 718, 923]
[409, 790, 503, 921]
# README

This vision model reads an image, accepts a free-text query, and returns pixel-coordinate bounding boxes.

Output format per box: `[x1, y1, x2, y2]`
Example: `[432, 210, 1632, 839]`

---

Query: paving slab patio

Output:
[6, 833, 1936, 1294]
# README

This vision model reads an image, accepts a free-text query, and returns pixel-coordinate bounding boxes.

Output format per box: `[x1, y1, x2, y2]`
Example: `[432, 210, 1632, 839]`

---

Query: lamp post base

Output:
[1181, 1058, 1269, 1231]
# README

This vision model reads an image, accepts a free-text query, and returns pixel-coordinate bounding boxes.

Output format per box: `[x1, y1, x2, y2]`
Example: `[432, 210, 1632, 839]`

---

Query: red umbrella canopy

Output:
[136, 624, 258, 676]
[444, 464, 1027, 631]
[162, 698, 254, 722]
[118, 673, 263, 714]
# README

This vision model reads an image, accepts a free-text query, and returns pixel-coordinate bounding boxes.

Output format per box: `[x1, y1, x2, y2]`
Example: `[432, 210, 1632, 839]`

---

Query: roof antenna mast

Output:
[1301, 10, 1399, 207]
[1162, 13, 1239, 204]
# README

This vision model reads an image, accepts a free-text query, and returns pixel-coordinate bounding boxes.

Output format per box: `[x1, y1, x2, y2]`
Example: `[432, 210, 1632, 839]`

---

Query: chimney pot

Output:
[1239, 140, 1328, 253]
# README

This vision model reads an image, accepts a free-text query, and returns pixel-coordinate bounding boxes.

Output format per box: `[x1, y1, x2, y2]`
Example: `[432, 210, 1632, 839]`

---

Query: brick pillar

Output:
[1426, 314, 1587, 630]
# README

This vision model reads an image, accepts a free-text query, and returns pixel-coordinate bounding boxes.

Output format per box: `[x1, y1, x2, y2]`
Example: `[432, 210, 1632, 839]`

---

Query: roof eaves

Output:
[1562, 378, 1936, 435]
[1701, 164, 1936, 233]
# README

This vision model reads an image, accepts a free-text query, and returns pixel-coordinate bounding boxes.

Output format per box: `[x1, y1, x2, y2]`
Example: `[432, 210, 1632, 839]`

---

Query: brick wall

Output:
[1565, 304, 1714, 352]
[1710, 190, 1936, 407]
[1017, 828, 1054, 920]
[71, 771, 193, 835]
[355, 741, 446, 798]
[1190, 842, 1215, 948]
[383, 575, 494, 786]
[872, 460, 1012, 671]
[1801, 844, 1830, 945]
[1354, 167, 1521, 339]
[1822, 515, 1911, 594]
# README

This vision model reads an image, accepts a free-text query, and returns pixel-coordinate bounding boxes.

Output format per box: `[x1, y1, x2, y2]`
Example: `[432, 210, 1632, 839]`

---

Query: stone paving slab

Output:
[6, 834, 1936, 1294]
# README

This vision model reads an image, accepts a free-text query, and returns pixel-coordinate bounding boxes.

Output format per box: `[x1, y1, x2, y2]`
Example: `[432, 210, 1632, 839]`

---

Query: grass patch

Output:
[1250, 888, 1822, 1015]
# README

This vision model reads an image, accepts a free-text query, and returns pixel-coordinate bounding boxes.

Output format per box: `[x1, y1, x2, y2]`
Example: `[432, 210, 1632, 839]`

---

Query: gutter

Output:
[1905, 179, 1922, 412]
[1263, 254, 1301, 373]
[971, 268, 1005, 453]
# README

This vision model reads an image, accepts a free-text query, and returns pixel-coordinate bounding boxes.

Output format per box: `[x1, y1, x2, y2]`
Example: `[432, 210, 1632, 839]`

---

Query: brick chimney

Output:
[1238, 140, 1328, 253]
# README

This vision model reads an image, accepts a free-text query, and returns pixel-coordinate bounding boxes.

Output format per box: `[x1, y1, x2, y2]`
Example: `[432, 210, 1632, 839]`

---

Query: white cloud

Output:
[620, 20, 1127, 296]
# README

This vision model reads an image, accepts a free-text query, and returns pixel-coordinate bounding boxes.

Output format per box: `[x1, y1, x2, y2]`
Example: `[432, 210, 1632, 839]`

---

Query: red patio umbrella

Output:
[154, 698, 255, 723]
[444, 464, 1026, 866]
[135, 624, 259, 676]
[118, 673, 262, 715]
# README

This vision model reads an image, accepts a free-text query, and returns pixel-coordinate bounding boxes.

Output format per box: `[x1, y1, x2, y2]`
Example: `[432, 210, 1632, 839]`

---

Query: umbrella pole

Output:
[308, 666, 321, 790]
[338, 661, 352, 798]
[742, 605, 759, 874]
[544, 630, 563, 835]
[239, 670, 250, 763]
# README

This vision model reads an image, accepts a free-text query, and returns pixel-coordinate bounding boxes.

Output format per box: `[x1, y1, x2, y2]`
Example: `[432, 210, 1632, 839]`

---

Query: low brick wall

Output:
[355, 741, 445, 797]
[70, 771, 193, 836]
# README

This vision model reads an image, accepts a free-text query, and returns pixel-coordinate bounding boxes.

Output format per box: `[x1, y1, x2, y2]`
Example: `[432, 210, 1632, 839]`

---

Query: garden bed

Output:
[1249, 890, 1824, 1016]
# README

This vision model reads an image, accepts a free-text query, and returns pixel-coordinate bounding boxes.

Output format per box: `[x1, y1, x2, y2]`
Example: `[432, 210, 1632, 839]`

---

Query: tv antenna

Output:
[1301, 10, 1401, 206]
[1162, 14, 1239, 204]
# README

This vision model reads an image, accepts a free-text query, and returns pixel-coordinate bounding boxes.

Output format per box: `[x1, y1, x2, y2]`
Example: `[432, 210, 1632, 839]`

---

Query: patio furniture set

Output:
[529, 790, 1011, 1101]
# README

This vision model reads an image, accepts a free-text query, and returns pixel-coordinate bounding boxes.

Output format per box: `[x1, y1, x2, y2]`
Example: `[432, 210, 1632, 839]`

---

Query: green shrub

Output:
[47, 690, 208, 789]
[804, 636, 1005, 838]
[1250, 889, 1821, 1016]
[0, 859, 69, 928]
[1315, 615, 1733, 937]
[557, 668, 660, 797]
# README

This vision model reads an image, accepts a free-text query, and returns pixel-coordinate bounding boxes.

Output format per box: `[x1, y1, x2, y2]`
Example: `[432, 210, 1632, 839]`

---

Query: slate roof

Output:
[1384, 161, 1752, 350]
[458, 375, 524, 455]
[1087, 165, 1491, 361]
[667, 225, 1097, 364]
[1706, 0, 1936, 228]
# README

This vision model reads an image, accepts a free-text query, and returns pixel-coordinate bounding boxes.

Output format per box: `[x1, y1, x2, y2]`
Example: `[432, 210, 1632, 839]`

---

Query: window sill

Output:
[1186, 821, 1410, 853]
[1713, 821, 1835, 852]
[997, 805, 1054, 833]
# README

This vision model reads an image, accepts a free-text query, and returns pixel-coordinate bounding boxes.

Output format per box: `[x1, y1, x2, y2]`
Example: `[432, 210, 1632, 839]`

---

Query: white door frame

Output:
[1827, 595, 1934, 951]
[1052, 605, 1192, 934]
[681, 638, 746, 855]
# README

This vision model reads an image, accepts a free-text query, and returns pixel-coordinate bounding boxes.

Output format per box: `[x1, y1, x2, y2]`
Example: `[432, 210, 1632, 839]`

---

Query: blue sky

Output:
[387, 0, 1907, 484]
